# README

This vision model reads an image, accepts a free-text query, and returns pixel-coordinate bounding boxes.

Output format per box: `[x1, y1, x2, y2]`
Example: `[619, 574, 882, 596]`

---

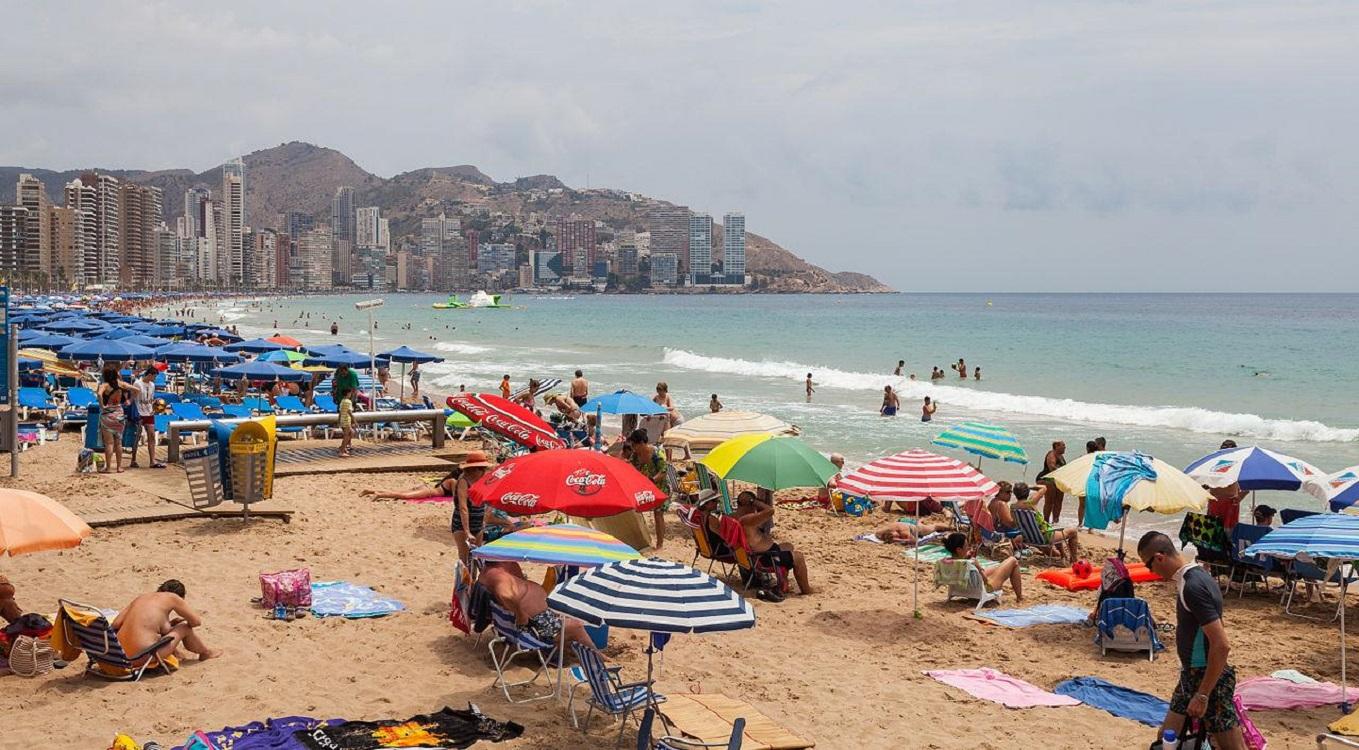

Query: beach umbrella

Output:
[118, 335, 176, 349]
[40, 319, 105, 334]
[580, 389, 667, 416]
[155, 342, 243, 364]
[1047, 450, 1209, 551]
[225, 337, 286, 353]
[58, 339, 154, 363]
[509, 377, 563, 401]
[548, 558, 755, 710]
[471, 523, 640, 566]
[211, 361, 312, 383]
[306, 350, 373, 369]
[259, 349, 306, 364]
[470, 449, 666, 517]
[700, 434, 839, 491]
[195, 328, 242, 342]
[448, 393, 566, 451]
[661, 411, 799, 456]
[1245, 513, 1359, 709]
[0, 489, 93, 557]
[838, 448, 1000, 504]
[376, 345, 444, 400]
[20, 333, 81, 351]
[931, 421, 1028, 468]
[1185, 446, 1328, 509]
[266, 334, 304, 347]
[136, 324, 186, 338]
[1322, 467, 1359, 514]
[93, 328, 136, 340]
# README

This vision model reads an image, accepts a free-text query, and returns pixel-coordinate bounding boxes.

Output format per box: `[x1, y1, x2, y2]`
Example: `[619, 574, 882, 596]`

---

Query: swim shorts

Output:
[1169, 666, 1238, 734]
[525, 611, 562, 644]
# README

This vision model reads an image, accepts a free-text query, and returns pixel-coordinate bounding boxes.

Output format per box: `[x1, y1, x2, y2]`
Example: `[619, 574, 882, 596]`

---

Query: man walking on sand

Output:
[1139, 531, 1245, 750]
[570, 369, 589, 407]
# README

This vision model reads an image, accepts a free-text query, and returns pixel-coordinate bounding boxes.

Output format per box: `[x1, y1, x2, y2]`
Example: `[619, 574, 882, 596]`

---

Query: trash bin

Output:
[228, 420, 275, 504]
[83, 405, 102, 451]
[183, 443, 225, 509]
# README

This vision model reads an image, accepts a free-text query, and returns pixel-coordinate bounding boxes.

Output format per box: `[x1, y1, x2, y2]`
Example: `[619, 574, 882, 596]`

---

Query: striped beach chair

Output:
[487, 602, 558, 703]
[1013, 508, 1066, 559]
[55, 599, 175, 681]
[572, 641, 663, 745]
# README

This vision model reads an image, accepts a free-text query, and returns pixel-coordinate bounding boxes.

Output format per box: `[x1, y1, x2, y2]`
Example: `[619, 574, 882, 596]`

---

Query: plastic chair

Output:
[934, 558, 1002, 612]
[1094, 597, 1162, 661]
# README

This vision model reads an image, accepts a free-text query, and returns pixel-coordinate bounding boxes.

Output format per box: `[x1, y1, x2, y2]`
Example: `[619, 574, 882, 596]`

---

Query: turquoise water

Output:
[178, 292, 1359, 516]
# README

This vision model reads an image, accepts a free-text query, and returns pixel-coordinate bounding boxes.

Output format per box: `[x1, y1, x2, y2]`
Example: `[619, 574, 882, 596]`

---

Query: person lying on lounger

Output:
[874, 522, 950, 545]
[360, 469, 461, 501]
[479, 561, 593, 649]
[943, 532, 1023, 603]
[113, 579, 222, 665]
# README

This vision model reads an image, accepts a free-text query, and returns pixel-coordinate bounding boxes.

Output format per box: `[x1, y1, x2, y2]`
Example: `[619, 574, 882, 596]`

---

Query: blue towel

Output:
[1084, 452, 1156, 530]
[970, 604, 1090, 628]
[1054, 676, 1168, 726]
[1095, 597, 1165, 652]
[309, 581, 405, 619]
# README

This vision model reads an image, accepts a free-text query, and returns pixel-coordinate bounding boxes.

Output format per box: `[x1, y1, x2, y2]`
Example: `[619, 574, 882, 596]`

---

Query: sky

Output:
[4, 0, 1357, 291]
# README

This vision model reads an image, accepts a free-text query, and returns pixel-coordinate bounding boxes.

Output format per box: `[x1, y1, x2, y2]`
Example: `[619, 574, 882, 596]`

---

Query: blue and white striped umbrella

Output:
[1245, 513, 1359, 561]
[1324, 467, 1359, 514]
[1185, 445, 1326, 499]
[547, 557, 755, 634]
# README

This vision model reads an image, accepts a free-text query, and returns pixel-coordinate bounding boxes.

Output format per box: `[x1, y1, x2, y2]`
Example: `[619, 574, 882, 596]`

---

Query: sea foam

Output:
[661, 348, 1359, 443]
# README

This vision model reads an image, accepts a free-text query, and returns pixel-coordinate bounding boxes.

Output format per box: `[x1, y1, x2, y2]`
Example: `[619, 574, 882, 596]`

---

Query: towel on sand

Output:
[1329, 705, 1359, 737]
[1054, 676, 1168, 726]
[924, 668, 1080, 708]
[173, 716, 340, 750]
[1237, 675, 1347, 710]
[965, 604, 1090, 628]
[310, 581, 405, 619]
[1270, 669, 1318, 684]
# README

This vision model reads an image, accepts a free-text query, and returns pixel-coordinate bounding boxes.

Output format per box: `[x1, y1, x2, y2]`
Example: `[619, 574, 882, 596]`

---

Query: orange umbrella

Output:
[266, 334, 303, 348]
[0, 489, 92, 556]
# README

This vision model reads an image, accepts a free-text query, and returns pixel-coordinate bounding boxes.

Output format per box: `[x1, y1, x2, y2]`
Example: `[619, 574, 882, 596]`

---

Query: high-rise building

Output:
[182, 187, 212, 238]
[649, 205, 690, 277]
[48, 206, 87, 288]
[355, 206, 382, 250]
[153, 223, 180, 288]
[274, 232, 292, 290]
[534, 248, 562, 284]
[247, 229, 279, 288]
[650, 252, 679, 287]
[331, 187, 355, 245]
[285, 211, 314, 242]
[296, 225, 333, 290]
[464, 229, 479, 267]
[688, 212, 712, 284]
[617, 245, 639, 278]
[119, 182, 163, 288]
[0, 206, 26, 277]
[476, 243, 516, 274]
[16, 174, 52, 278]
[517, 264, 533, 289]
[723, 212, 746, 282]
[377, 217, 390, 251]
[555, 218, 596, 278]
[220, 159, 246, 286]
[65, 173, 121, 287]
[332, 239, 353, 286]
[420, 213, 467, 290]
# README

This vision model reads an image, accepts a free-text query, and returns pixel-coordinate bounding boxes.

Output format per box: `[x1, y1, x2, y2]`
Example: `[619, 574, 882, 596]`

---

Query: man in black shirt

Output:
[1138, 531, 1245, 749]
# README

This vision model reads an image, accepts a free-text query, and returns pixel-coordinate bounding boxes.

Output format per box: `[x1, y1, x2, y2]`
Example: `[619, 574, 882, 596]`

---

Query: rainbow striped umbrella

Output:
[931, 421, 1028, 467]
[470, 524, 640, 567]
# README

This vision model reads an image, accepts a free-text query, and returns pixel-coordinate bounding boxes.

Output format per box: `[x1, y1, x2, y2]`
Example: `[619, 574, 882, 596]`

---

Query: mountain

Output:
[0, 142, 892, 293]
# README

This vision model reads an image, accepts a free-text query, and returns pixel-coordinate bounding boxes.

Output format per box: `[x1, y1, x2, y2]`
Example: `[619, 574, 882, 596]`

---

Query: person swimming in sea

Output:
[921, 396, 937, 422]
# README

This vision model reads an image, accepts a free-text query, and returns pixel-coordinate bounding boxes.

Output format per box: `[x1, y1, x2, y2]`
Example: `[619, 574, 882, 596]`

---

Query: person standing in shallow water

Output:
[880, 386, 899, 416]
[805, 373, 815, 402]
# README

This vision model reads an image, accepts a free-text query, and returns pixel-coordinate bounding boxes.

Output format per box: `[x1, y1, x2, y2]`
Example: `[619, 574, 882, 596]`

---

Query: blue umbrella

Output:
[93, 328, 137, 340]
[196, 328, 243, 342]
[1185, 446, 1326, 496]
[119, 335, 177, 348]
[137, 324, 186, 337]
[16, 328, 44, 342]
[376, 345, 444, 364]
[155, 342, 243, 364]
[18, 333, 79, 350]
[581, 389, 667, 416]
[224, 337, 286, 353]
[58, 339, 155, 362]
[306, 343, 357, 356]
[211, 361, 312, 382]
[1245, 512, 1359, 708]
[41, 319, 106, 334]
[306, 350, 374, 369]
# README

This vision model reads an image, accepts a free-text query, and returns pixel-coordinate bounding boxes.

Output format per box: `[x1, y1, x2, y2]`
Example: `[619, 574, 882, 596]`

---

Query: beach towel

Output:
[1085, 452, 1156, 530]
[909, 544, 1001, 567]
[924, 668, 1081, 709]
[1329, 705, 1359, 737]
[1270, 669, 1318, 684]
[295, 705, 523, 749]
[1053, 676, 1168, 726]
[715, 515, 745, 552]
[965, 604, 1090, 629]
[309, 581, 405, 619]
[1236, 675, 1348, 710]
[172, 716, 341, 750]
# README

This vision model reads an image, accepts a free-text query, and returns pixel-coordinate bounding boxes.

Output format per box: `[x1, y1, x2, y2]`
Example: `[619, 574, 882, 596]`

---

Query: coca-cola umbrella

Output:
[447, 392, 565, 452]
[470, 450, 667, 517]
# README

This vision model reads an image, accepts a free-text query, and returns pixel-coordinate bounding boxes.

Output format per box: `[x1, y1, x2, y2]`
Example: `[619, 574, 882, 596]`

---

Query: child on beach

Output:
[338, 393, 354, 457]
[499, 375, 511, 399]
[710, 394, 723, 413]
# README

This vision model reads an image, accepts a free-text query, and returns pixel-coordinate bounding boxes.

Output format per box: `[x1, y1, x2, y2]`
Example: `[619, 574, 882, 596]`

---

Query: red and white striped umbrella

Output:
[448, 393, 566, 452]
[837, 448, 998, 502]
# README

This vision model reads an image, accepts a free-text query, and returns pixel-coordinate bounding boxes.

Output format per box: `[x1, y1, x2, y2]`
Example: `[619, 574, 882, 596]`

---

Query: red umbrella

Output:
[448, 393, 565, 451]
[837, 448, 998, 503]
[470, 450, 667, 517]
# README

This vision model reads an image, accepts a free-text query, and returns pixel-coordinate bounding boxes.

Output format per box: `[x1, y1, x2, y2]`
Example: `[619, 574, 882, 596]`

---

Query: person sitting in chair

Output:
[113, 579, 222, 666]
[0, 575, 22, 624]
[1013, 482, 1081, 563]
[943, 532, 1023, 603]
[479, 561, 593, 649]
[734, 491, 814, 595]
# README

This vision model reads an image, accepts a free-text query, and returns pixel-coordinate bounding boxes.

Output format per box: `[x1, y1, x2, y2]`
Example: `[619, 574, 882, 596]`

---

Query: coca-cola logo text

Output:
[565, 468, 607, 496]
[500, 492, 539, 509]
[634, 490, 656, 507]
[486, 464, 515, 484]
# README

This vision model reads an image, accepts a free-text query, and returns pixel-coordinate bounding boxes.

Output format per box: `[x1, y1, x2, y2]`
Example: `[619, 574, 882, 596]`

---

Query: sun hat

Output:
[461, 450, 493, 469]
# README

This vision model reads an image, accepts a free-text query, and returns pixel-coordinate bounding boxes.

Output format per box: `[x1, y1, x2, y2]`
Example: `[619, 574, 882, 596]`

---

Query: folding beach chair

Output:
[54, 599, 175, 681]
[941, 500, 971, 530]
[486, 602, 558, 703]
[1013, 508, 1066, 560]
[1094, 597, 1162, 661]
[680, 502, 738, 578]
[934, 557, 1002, 612]
[1282, 556, 1356, 622]
[637, 707, 745, 750]
[572, 641, 664, 746]
[1227, 523, 1280, 597]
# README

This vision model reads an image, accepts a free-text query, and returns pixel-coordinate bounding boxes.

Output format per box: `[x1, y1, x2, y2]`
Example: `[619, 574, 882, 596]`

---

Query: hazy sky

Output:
[5, 1, 1356, 291]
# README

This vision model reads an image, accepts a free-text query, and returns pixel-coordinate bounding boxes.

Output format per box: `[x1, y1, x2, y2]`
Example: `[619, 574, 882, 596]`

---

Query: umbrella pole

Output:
[554, 620, 566, 700]
[1344, 575, 1351, 713]
[913, 535, 922, 619]
[399, 362, 405, 402]
[1117, 512, 1129, 557]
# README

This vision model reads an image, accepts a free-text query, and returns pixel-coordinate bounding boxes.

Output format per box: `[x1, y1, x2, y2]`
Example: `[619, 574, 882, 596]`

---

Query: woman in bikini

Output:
[96, 363, 138, 473]
[361, 467, 462, 501]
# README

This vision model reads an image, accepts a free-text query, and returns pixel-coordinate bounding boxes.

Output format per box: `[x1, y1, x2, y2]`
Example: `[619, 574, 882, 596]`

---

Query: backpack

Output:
[1098, 557, 1136, 607]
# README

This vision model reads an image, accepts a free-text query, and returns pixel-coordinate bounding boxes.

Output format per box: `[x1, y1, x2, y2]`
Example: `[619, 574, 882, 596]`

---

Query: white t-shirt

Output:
[133, 379, 156, 413]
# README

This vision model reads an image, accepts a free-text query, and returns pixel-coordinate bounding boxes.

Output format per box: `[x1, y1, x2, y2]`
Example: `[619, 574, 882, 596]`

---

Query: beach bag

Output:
[1149, 718, 1210, 749]
[259, 568, 312, 609]
[8, 635, 55, 677]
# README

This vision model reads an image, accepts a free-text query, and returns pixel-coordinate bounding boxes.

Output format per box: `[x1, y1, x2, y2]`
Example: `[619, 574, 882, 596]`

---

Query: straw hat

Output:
[461, 451, 493, 469]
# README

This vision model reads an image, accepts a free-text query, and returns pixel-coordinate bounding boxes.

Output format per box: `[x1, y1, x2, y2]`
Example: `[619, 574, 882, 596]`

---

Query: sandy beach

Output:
[0, 434, 1348, 750]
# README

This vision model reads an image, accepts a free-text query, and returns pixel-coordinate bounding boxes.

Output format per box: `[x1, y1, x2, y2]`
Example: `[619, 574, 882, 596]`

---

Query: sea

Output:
[172, 292, 1359, 523]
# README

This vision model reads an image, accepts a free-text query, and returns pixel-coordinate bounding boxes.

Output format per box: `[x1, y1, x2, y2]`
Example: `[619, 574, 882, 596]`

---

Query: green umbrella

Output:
[931, 421, 1028, 468]
[700, 434, 839, 491]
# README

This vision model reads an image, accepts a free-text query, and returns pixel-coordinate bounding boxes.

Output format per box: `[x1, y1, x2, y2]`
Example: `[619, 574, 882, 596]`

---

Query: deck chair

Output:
[242, 396, 272, 413]
[934, 557, 1001, 612]
[54, 599, 175, 681]
[1228, 523, 1280, 597]
[62, 386, 97, 428]
[941, 500, 971, 530]
[724, 516, 788, 595]
[220, 404, 253, 419]
[1178, 512, 1232, 579]
[1094, 597, 1162, 661]
[155, 390, 182, 403]
[1012, 508, 1065, 560]
[17, 387, 57, 419]
[1283, 556, 1356, 622]
[185, 394, 224, 413]
[681, 504, 738, 578]
[637, 707, 744, 750]
[486, 602, 558, 703]
[170, 402, 209, 421]
[573, 641, 663, 746]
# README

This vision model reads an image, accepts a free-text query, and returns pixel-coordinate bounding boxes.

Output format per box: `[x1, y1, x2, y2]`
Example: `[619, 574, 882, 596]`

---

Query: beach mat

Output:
[924, 668, 1081, 709]
[1036, 562, 1161, 591]
[1053, 676, 1167, 726]
[1238, 675, 1348, 710]
[310, 581, 405, 619]
[963, 604, 1089, 628]
[172, 716, 339, 750]
[661, 693, 815, 750]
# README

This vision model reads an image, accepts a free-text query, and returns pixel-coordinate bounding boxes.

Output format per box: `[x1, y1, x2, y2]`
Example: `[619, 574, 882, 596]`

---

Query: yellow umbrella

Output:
[0, 489, 92, 556]
[1047, 451, 1209, 552]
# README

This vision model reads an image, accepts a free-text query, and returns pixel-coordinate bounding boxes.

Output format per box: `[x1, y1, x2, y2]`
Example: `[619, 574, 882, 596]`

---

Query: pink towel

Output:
[1237, 676, 1347, 710]
[925, 668, 1081, 709]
